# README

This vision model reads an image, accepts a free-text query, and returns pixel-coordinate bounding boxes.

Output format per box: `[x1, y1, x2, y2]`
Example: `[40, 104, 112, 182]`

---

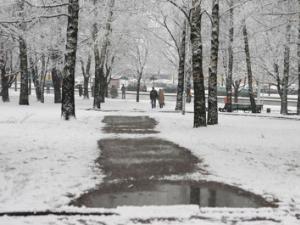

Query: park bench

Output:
[219, 103, 263, 113]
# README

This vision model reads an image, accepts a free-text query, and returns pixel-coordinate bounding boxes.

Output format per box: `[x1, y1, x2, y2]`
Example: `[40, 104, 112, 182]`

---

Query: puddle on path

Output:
[72, 180, 276, 208]
[102, 116, 158, 134]
[97, 138, 201, 179]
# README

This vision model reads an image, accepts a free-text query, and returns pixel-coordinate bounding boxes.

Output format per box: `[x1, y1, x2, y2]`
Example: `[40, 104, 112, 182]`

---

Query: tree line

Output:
[1, 0, 300, 127]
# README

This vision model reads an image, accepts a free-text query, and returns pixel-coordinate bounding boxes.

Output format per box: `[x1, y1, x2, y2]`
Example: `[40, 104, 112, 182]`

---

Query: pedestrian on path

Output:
[150, 87, 158, 108]
[121, 84, 126, 99]
[158, 89, 165, 108]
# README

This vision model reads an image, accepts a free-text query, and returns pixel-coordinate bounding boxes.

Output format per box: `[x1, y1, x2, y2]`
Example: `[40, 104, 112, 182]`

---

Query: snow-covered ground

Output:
[0, 92, 300, 224]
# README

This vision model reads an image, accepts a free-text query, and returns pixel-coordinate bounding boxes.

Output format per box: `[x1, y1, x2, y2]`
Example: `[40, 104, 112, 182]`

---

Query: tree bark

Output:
[298, 1, 300, 115]
[233, 79, 241, 103]
[82, 55, 91, 99]
[40, 54, 46, 103]
[226, 0, 234, 112]
[281, 22, 291, 115]
[191, 0, 206, 127]
[18, 0, 29, 105]
[0, 43, 9, 102]
[52, 68, 62, 103]
[243, 22, 257, 113]
[136, 76, 141, 102]
[0, 61, 9, 102]
[93, 23, 101, 109]
[29, 57, 42, 101]
[98, 0, 115, 103]
[19, 36, 29, 105]
[207, 0, 220, 125]
[175, 21, 186, 111]
[61, 0, 79, 119]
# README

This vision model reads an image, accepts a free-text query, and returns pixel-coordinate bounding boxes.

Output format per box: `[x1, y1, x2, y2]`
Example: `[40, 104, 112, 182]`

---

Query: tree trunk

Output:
[175, 21, 186, 111]
[0, 64, 10, 102]
[282, 22, 291, 115]
[28, 71, 31, 95]
[298, 36, 300, 114]
[191, 0, 206, 127]
[98, 0, 115, 104]
[226, 0, 234, 112]
[0, 43, 9, 102]
[40, 54, 46, 103]
[84, 76, 89, 99]
[100, 70, 106, 103]
[93, 23, 101, 109]
[298, 0, 300, 115]
[136, 76, 141, 102]
[243, 22, 256, 113]
[61, 0, 79, 119]
[52, 68, 62, 103]
[84, 55, 91, 99]
[233, 80, 241, 103]
[29, 57, 42, 101]
[19, 36, 29, 105]
[207, 0, 220, 125]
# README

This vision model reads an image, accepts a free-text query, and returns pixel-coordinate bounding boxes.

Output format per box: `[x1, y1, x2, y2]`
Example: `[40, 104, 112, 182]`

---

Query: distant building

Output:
[109, 78, 120, 89]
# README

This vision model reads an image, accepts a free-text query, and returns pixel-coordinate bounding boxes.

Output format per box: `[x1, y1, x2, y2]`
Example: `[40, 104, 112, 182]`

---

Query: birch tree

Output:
[207, 0, 220, 125]
[61, 0, 80, 120]
[191, 0, 206, 127]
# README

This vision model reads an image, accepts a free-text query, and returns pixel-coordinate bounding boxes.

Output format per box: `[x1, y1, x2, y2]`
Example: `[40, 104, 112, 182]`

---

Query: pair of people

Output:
[150, 87, 165, 109]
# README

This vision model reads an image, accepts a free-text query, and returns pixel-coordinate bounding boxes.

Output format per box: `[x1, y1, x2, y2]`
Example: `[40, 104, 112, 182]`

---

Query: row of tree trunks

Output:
[242, 22, 257, 113]
[207, 0, 220, 125]
[191, 0, 206, 127]
[226, 0, 234, 112]
[175, 21, 186, 111]
[61, 0, 80, 120]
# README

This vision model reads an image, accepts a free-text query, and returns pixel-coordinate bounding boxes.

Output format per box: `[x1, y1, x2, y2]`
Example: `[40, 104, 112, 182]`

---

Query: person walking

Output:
[150, 87, 158, 108]
[158, 89, 165, 108]
[121, 84, 126, 99]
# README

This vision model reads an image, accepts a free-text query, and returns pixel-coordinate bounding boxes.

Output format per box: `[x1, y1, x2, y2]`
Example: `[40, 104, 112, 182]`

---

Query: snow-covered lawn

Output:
[0, 93, 299, 224]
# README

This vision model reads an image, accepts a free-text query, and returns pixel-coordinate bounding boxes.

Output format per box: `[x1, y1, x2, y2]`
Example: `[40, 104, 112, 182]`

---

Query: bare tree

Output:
[131, 42, 148, 102]
[243, 21, 257, 113]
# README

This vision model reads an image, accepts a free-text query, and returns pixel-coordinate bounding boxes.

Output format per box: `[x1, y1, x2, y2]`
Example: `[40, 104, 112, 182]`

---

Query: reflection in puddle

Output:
[73, 181, 275, 208]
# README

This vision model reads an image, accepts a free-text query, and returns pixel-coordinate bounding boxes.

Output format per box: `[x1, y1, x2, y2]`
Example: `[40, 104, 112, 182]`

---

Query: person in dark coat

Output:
[150, 87, 158, 108]
[121, 84, 126, 99]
